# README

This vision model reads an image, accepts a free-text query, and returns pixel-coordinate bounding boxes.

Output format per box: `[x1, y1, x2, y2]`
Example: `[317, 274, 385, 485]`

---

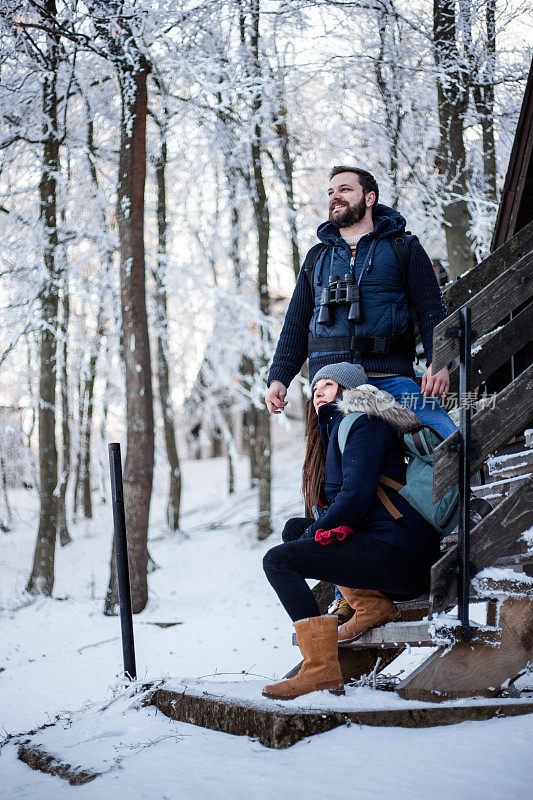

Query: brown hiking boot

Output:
[337, 587, 401, 644]
[262, 615, 345, 700]
[330, 596, 355, 625]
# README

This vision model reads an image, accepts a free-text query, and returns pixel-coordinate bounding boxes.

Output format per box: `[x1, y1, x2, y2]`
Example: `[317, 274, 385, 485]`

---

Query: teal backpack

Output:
[337, 412, 459, 537]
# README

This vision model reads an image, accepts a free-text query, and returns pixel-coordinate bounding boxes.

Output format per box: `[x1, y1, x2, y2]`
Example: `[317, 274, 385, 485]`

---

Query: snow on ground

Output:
[1, 437, 533, 798]
[4, 682, 533, 800]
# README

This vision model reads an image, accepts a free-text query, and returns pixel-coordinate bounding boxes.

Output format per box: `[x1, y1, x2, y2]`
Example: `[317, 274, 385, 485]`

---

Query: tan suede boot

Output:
[337, 587, 400, 644]
[262, 615, 345, 700]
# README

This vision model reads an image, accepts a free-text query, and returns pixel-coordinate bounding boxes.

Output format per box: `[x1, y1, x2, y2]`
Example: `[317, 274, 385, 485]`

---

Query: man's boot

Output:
[262, 615, 345, 700]
[337, 587, 400, 644]
[330, 595, 355, 625]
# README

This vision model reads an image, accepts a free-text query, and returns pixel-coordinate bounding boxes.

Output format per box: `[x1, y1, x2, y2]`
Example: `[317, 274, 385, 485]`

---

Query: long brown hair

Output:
[302, 386, 343, 511]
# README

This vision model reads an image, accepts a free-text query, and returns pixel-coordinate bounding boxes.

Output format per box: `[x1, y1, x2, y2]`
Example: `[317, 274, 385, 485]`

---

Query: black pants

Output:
[263, 517, 435, 622]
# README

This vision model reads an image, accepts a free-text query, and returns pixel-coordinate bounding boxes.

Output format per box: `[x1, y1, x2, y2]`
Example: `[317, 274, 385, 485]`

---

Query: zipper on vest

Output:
[365, 239, 378, 273]
[329, 244, 336, 281]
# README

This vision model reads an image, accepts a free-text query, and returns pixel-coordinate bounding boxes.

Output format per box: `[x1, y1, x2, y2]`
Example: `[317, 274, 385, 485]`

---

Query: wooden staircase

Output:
[300, 221, 533, 702]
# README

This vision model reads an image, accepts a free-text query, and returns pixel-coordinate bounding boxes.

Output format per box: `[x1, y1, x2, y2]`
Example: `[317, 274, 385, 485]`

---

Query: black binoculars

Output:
[317, 273, 362, 326]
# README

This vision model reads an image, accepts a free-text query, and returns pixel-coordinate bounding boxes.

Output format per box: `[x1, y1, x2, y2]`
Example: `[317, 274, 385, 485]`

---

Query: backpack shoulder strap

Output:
[338, 412, 364, 454]
[302, 243, 328, 291]
[390, 232, 419, 328]
[390, 231, 417, 289]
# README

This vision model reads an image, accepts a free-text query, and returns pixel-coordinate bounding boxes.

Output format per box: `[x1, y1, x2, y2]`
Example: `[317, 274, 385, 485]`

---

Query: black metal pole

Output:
[108, 443, 137, 680]
[458, 307, 472, 641]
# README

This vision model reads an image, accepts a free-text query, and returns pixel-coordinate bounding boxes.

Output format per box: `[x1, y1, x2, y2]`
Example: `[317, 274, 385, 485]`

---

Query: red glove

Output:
[314, 525, 354, 545]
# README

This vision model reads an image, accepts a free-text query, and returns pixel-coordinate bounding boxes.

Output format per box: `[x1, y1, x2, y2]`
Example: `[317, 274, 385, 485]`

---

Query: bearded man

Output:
[265, 165, 454, 439]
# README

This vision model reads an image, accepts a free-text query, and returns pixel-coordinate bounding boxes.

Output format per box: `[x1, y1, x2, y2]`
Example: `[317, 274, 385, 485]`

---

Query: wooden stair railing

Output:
[429, 477, 533, 614]
[432, 249, 533, 374]
[428, 219, 533, 626]
[440, 218, 533, 316]
[290, 225, 533, 698]
[447, 302, 533, 393]
[433, 364, 533, 502]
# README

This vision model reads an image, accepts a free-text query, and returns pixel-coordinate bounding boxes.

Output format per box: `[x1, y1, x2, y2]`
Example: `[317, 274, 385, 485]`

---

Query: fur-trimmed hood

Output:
[336, 384, 419, 433]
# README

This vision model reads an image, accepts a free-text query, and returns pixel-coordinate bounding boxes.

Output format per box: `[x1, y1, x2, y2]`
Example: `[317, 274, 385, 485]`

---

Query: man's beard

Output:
[329, 196, 367, 228]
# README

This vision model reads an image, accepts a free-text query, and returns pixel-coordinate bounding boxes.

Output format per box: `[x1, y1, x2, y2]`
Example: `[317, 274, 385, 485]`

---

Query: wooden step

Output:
[473, 474, 529, 502]
[396, 595, 533, 702]
[471, 570, 533, 600]
[338, 619, 500, 649]
[486, 449, 533, 481]
[291, 603, 498, 649]
[493, 552, 533, 577]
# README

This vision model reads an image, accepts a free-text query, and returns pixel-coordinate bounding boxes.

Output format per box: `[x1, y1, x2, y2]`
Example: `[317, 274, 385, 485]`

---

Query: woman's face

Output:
[313, 378, 340, 413]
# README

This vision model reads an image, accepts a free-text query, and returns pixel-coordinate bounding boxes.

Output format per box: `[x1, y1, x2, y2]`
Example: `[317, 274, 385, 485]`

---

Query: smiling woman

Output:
[262, 361, 441, 701]
[312, 377, 340, 411]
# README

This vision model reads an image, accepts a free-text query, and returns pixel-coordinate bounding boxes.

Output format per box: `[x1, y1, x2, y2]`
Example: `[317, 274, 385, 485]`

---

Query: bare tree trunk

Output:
[72, 366, 84, 518]
[81, 343, 98, 519]
[250, 0, 272, 541]
[77, 111, 112, 518]
[24, 333, 37, 449]
[273, 96, 308, 420]
[153, 120, 181, 531]
[227, 170, 243, 289]
[98, 366, 111, 503]
[73, 330, 100, 521]
[57, 272, 71, 546]
[473, 0, 497, 203]
[0, 456, 13, 532]
[228, 449, 235, 494]
[243, 394, 258, 488]
[104, 55, 154, 615]
[274, 104, 300, 284]
[374, 4, 403, 208]
[26, 0, 60, 595]
[433, 0, 473, 278]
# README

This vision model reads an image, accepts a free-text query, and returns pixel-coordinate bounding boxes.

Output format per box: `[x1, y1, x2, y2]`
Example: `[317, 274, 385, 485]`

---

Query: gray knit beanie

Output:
[310, 362, 368, 392]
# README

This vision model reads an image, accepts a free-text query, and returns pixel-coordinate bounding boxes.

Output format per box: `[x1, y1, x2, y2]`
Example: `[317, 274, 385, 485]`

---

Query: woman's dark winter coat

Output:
[306, 385, 441, 560]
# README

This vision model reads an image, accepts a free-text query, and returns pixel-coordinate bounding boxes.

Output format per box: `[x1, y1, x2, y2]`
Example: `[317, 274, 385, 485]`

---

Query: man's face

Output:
[328, 173, 373, 228]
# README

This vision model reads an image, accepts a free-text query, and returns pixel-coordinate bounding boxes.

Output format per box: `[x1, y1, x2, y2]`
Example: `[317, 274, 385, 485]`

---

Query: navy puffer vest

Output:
[309, 205, 414, 369]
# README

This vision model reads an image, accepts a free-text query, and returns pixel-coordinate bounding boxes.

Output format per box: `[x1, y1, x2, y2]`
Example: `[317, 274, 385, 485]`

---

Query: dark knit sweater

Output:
[268, 222, 447, 387]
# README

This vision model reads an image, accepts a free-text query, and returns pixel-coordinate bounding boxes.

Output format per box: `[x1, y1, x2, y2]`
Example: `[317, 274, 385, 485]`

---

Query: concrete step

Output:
[149, 681, 533, 747]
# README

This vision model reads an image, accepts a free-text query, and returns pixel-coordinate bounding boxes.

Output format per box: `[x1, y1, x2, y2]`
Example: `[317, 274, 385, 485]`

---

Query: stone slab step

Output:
[150, 681, 533, 748]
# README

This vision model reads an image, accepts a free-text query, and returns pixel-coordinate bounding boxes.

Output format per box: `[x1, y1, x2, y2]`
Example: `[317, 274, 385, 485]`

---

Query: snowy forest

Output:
[1, 1, 533, 796]
[0, 0, 530, 615]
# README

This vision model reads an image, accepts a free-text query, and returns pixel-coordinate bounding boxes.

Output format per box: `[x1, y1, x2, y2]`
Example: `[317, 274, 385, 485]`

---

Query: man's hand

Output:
[265, 380, 287, 414]
[421, 364, 449, 398]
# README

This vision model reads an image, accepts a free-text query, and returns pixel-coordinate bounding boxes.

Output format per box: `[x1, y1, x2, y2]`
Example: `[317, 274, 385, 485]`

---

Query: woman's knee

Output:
[263, 544, 289, 576]
[282, 517, 308, 542]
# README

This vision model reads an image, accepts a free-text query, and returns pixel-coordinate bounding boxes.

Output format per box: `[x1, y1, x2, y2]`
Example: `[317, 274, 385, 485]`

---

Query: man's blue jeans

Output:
[333, 374, 456, 603]
[369, 375, 456, 439]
